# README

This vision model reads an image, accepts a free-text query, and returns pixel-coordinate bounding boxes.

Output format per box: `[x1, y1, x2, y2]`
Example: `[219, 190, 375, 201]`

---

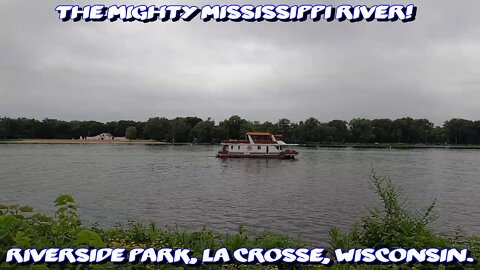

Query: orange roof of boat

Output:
[246, 132, 272, 136]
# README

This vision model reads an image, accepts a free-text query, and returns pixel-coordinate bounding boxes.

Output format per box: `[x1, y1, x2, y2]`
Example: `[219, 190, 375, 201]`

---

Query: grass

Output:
[1, 170, 479, 269]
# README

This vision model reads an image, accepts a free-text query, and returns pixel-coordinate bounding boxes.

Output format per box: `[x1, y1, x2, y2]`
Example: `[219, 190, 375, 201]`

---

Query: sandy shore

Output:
[0, 139, 175, 145]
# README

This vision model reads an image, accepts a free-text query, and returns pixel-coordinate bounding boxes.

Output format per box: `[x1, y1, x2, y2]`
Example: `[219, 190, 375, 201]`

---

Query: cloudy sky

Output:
[1, 0, 479, 124]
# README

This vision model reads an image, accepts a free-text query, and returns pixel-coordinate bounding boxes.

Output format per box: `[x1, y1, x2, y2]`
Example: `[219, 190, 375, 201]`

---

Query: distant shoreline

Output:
[301, 143, 480, 149]
[1, 139, 480, 149]
[0, 139, 178, 145]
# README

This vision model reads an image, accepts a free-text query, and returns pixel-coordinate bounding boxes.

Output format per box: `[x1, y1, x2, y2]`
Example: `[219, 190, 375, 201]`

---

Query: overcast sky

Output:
[1, 0, 479, 125]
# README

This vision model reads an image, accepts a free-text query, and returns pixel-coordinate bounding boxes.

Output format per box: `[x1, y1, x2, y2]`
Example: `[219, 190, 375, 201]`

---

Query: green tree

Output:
[219, 115, 250, 139]
[276, 118, 293, 140]
[413, 118, 434, 143]
[444, 118, 476, 145]
[86, 121, 107, 138]
[125, 126, 137, 140]
[184, 117, 203, 129]
[294, 117, 321, 142]
[429, 126, 446, 144]
[474, 121, 480, 144]
[372, 118, 394, 143]
[144, 117, 170, 141]
[168, 117, 190, 142]
[211, 126, 229, 142]
[349, 118, 374, 143]
[190, 118, 215, 143]
[327, 120, 350, 143]
[0, 118, 9, 139]
[391, 117, 434, 144]
[106, 120, 138, 137]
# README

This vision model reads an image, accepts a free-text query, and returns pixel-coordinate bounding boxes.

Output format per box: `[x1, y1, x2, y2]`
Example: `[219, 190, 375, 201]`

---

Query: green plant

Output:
[329, 168, 448, 250]
[1, 173, 479, 270]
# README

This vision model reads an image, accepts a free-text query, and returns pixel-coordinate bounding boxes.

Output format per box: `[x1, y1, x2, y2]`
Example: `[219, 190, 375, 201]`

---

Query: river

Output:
[0, 144, 479, 244]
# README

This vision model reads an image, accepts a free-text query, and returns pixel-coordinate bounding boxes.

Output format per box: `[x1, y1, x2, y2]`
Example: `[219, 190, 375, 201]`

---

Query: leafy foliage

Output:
[0, 196, 309, 270]
[3, 115, 480, 144]
[1, 172, 479, 269]
[126, 126, 138, 140]
[328, 169, 480, 269]
[329, 169, 447, 249]
[0, 195, 104, 269]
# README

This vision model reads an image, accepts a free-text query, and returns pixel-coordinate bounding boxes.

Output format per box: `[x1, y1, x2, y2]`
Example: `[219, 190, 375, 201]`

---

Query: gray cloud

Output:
[1, 0, 479, 124]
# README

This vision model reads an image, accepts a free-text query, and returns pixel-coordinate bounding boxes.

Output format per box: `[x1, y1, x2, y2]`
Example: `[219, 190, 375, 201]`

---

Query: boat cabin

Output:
[217, 132, 298, 159]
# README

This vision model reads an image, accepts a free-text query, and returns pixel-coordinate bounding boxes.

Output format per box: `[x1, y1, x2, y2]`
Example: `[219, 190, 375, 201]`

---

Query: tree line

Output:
[1, 115, 480, 145]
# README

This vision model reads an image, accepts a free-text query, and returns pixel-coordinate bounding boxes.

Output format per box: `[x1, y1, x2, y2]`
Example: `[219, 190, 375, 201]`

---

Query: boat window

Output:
[257, 146, 261, 150]
[275, 146, 279, 150]
[279, 146, 282, 150]
[230, 145, 233, 150]
[238, 146, 240, 150]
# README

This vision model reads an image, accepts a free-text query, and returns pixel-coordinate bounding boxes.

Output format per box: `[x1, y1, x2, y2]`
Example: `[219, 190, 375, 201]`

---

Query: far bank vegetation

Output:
[1, 116, 480, 145]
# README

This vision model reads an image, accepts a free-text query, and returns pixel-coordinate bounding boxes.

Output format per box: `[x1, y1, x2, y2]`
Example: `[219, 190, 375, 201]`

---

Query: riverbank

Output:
[1, 173, 479, 269]
[300, 143, 480, 149]
[0, 139, 187, 145]
[2, 139, 480, 149]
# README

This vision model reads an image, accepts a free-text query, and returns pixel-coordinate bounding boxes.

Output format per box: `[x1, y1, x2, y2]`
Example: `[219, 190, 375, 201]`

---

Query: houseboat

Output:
[216, 132, 299, 159]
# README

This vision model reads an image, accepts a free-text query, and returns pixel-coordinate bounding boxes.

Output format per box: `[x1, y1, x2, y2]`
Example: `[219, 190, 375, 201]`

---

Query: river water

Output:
[0, 144, 479, 244]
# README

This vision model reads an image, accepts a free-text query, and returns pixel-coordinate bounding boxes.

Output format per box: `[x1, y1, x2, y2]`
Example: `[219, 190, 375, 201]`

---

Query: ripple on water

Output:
[0, 144, 479, 244]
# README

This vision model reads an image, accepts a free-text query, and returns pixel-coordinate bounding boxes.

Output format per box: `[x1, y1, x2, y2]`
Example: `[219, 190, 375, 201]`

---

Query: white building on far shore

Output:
[83, 133, 126, 141]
